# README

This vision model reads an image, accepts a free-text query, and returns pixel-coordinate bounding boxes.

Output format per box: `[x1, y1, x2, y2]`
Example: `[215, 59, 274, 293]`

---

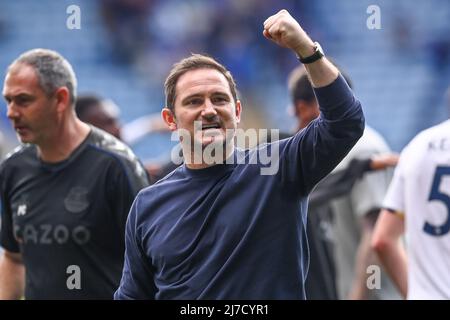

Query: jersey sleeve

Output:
[382, 161, 406, 214]
[114, 194, 157, 299]
[0, 167, 20, 253]
[107, 157, 150, 237]
[382, 144, 412, 214]
[278, 74, 365, 195]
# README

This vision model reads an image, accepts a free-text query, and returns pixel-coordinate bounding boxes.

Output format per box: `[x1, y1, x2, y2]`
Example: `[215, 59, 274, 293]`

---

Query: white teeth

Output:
[202, 124, 220, 129]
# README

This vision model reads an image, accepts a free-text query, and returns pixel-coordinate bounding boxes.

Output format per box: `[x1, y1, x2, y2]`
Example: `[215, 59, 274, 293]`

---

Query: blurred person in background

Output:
[372, 87, 450, 299]
[289, 65, 401, 300]
[75, 94, 172, 183]
[323, 88, 401, 298]
[75, 94, 168, 146]
[285, 65, 399, 299]
[0, 49, 149, 299]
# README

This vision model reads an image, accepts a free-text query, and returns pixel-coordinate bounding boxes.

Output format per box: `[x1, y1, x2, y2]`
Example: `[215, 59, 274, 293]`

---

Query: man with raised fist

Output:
[115, 9, 365, 300]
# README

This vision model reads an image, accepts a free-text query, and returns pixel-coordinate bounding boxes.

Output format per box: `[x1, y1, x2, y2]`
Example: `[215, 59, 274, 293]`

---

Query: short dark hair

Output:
[288, 66, 315, 104]
[9, 49, 78, 105]
[75, 94, 103, 120]
[164, 54, 238, 112]
[288, 61, 353, 105]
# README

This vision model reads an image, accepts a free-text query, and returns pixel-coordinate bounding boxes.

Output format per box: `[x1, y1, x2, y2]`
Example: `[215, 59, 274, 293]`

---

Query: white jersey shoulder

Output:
[383, 119, 450, 300]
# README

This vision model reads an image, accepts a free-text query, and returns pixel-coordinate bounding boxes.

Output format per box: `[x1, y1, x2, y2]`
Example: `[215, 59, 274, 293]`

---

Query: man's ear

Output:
[293, 101, 302, 117]
[161, 107, 177, 131]
[54, 87, 71, 113]
[235, 100, 242, 124]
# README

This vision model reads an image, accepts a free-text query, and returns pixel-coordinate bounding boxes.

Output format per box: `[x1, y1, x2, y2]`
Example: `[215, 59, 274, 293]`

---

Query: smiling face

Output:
[2, 63, 59, 145]
[162, 68, 242, 163]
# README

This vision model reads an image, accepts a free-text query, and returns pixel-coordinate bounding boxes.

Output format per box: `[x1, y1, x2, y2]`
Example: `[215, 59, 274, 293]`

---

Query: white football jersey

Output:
[383, 119, 450, 299]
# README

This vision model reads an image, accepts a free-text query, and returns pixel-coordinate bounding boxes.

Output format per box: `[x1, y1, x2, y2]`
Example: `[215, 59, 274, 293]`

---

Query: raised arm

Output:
[263, 9, 339, 88]
[264, 10, 365, 195]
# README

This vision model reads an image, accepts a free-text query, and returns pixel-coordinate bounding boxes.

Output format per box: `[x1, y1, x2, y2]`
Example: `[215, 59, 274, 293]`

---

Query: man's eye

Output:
[16, 97, 31, 105]
[187, 99, 202, 105]
[212, 97, 228, 104]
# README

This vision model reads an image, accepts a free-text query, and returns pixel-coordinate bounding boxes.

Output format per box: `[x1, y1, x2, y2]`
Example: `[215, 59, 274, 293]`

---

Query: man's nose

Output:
[6, 104, 19, 120]
[201, 100, 217, 119]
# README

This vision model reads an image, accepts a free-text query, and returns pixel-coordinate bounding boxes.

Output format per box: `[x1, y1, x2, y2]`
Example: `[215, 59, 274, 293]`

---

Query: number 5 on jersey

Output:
[424, 166, 450, 236]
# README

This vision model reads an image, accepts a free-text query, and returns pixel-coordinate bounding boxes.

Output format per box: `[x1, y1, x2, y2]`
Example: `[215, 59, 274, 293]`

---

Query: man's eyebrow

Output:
[211, 92, 230, 98]
[211, 91, 228, 96]
[3, 94, 13, 101]
[181, 94, 203, 103]
[3, 93, 34, 101]
[181, 91, 230, 103]
[5, 93, 32, 98]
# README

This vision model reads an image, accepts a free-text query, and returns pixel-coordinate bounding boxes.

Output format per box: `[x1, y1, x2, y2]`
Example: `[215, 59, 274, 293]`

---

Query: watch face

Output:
[315, 42, 324, 55]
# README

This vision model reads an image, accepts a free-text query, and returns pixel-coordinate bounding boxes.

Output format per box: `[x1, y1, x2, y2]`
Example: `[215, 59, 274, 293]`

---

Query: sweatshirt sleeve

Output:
[114, 194, 157, 300]
[278, 74, 365, 196]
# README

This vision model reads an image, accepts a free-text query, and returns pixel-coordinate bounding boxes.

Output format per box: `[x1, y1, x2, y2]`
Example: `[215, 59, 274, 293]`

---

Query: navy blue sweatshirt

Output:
[115, 75, 364, 299]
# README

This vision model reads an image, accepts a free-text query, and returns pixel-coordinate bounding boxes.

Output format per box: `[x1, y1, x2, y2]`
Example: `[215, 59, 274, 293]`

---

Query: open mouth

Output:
[14, 126, 28, 133]
[202, 123, 221, 130]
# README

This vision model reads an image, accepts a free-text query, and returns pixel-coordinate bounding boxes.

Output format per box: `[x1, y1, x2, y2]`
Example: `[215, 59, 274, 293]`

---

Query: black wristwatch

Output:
[298, 42, 324, 64]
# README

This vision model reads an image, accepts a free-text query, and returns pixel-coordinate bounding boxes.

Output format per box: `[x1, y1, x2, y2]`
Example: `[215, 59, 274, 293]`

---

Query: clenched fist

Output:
[263, 9, 315, 59]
